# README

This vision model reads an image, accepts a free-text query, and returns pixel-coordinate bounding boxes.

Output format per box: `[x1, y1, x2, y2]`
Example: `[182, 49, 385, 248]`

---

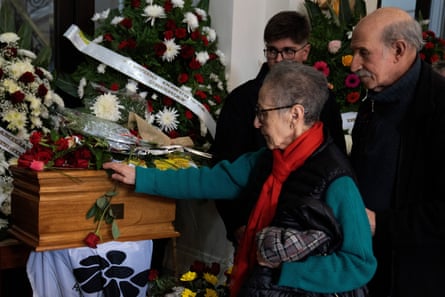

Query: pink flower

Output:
[313, 61, 330, 77]
[328, 40, 342, 54]
[345, 73, 361, 88]
[29, 160, 45, 171]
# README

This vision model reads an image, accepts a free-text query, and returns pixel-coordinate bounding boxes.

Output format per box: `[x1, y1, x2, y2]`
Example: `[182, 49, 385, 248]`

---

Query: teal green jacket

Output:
[135, 148, 376, 293]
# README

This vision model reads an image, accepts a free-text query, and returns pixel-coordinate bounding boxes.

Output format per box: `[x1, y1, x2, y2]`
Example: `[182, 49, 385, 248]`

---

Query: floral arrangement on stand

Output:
[147, 260, 230, 297]
[419, 29, 445, 64]
[305, 0, 367, 113]
[58, 0, 228, 149]
[0, 32, 65, 238]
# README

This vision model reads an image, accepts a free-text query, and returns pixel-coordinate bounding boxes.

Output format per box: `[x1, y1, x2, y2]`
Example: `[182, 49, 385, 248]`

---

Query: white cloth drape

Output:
[27, 240, 153, 297]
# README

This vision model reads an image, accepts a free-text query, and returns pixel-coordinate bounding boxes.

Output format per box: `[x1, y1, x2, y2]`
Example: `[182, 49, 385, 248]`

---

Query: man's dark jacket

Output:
[352, 60, 445, 297]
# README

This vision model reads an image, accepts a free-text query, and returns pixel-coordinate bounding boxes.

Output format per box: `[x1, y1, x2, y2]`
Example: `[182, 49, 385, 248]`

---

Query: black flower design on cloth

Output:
[73, 250, 149, 297]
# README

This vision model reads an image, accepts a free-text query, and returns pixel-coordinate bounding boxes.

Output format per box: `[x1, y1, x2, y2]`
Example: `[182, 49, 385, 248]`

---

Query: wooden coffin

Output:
[9, 166, 179, 251]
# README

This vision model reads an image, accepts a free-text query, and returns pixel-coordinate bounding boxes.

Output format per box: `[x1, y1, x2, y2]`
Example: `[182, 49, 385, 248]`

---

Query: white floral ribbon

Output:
[0, 127, 29, 157]
[63, 24, 216, 138]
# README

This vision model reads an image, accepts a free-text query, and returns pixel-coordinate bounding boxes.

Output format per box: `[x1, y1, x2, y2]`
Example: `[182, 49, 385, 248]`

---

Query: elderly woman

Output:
[103, 61, 376, 297]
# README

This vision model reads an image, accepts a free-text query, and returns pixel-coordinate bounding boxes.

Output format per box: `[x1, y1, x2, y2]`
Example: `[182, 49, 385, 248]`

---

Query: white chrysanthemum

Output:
[47, 91, 64, 108]
[90, 92, 124, 122]
[139, 91, 148, 99]
[3, 110, 27, 132]
[26, 94, 41, 110]
[151, 93, 158, 100]
[171, 0, 184, 8]
[78, 77, 87, 98]
[126, 80, 138, 93]
[91, 9, 110, 21]
[216, 49, 226, 65]
[142, 4, 166, 26]
[202, 27, 216, 42]
[155, 107, 179, 132]
[18, 49, 37, 60]
[2, 78, 20, 93]
[92, 35, 104, 43]
[145, 112, 155, 125]
[183, 12, 199, 32]
[8, 60, 35, 79]
[111, 16, 124, 25]
[97, 63, 107, 73]
[39, 67, 53, 81]
[194, 8, 207, 21]
[162, 39, 181, 62]
[195, 51, 210, 65]
[0, 32, 20, 43]
[30, 116, 43, 129]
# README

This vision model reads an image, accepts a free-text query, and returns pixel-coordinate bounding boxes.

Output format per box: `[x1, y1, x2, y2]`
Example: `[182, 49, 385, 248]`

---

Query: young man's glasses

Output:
[263, 43, 308, 60]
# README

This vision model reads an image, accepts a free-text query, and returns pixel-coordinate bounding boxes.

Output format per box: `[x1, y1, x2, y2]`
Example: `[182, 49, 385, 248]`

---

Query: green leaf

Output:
[112, 221, 120, 239]
[0, 0, 15, 33]
[96, 196, 109, 209]
[86, 204, 98, 219]
[17, 22, 33, 50]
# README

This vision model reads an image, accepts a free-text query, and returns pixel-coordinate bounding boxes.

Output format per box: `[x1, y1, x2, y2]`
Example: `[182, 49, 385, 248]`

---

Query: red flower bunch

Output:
[17, 130, 112, 171]
[65, 0, 228, 147]
[419, 30, 445, 64]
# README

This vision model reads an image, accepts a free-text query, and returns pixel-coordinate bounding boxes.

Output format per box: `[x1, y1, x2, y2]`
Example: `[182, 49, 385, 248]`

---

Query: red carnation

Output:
[424, 42, 434, 49]
[103, 33, 114, 42]
[201, 35, 209, 46]
[164, 30, 174, 40]
[165, 19, 177, 31]
[162, 96, 174, 106]
[191, 30, 201, 40]
[213, 95, 222, 103]
[180, 45, 195, 59]
[110, 83, 120, 91]
[37, 84, 48, 98]
[185, 110, 193, 119]
[35, 67, 44, 79]
[29, 131, 43, 146]
[131, 0, 140, 8]
[11, 90, 25, 103]
[346, 91, 360, 104]
[19, 72, 35, 83]
[148, 269, 159, 281]
[164, 0, 173, 12]
[195, 90, 207, 99]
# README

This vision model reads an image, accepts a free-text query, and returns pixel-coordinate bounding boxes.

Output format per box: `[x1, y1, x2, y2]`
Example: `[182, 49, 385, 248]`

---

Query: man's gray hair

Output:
[381, 19, 424, 51]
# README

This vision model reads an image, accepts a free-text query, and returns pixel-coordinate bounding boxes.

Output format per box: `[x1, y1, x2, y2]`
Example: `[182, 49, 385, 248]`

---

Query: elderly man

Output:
[349, 7, 445, 297]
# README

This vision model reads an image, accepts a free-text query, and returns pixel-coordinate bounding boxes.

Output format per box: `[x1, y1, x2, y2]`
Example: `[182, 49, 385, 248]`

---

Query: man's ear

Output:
[393, 40, 407, 61]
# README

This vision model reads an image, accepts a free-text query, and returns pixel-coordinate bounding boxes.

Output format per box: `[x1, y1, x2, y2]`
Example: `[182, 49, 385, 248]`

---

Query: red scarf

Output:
[229, 122, 324, 297]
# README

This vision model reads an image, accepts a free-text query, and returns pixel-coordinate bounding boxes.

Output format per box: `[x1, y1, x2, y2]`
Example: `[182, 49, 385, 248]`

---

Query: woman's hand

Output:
[102, 162, 136, 185]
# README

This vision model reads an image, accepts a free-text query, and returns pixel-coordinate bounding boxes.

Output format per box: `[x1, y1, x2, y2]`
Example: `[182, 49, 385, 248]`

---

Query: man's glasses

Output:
[255, 104, 296, 122]
[263, 43, 308, 60]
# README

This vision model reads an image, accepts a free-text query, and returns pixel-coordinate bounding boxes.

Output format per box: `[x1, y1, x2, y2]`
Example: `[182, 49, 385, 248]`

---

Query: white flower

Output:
[90, 92, 124, 122]
[97, 63, 107, 74]
[194, 8, 207, 21]
[0, 32, 20, 43]
[139, 91, 148, 99]
[216, 49, 226, 66]
[18, 49, 37, 60]
[111, 16, 125, 25]
[202, 27, 216, 42]
[3, 110, 27, 132]
[183, 12, 199, 32]
[171, 0, 184, 8]
[328, 40, 342, 54]
[39, 67, 54, 81]
[91, 9, 110, 21]
[92, 35, 104, 43]
[155, 107, 179, 132]
[126, 80, 138, 93]
[195, 51, 210, 65]
[142, 4, 166, 26]
[8, 60, 35, 79]
[162, 39, 181, 62]
[78, 77, 87, 98]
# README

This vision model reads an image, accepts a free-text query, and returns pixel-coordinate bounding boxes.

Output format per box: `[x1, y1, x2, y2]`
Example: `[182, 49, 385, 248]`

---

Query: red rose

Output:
[190, 260, 205, 273]
[74, 159, 90, 169]
[74, 147, 92, 160]
[430, 54, 440, 64]
[185, 110, 193, 119]
[191, 30, 200, 40]
[165, 19, 176, 31]
[164, 0, 173, 12]
[180, 45, 195, 59]
[189, 58, 201, 70]
[164, 30, 174, 40]
[178, 73, 189, 84]
[201, 35, 209, 46]
[131, 0, 140, 8]
[29, 131, 43, 146]
[35, 68, 44, 79]
[194, 73, 204, 84]
[54, 158, 67, 167]
[209, 262, 220, 275]
[120, 18, 132, 29]
[110, 83, 120, 91]
[175, 28, 187, 39]
[103, 33, 113, 42]
[154, 43, 167, 57]
[162, 96, 174, 106]
[84, 232, 100, 248]
[35, 148, 54, 164]
[30, 160, 45, 171]
[148, 269, 159, 281]
[55, 137, 70, 151]
[213, 95, 222, 103]
[195, 90, 207, 99]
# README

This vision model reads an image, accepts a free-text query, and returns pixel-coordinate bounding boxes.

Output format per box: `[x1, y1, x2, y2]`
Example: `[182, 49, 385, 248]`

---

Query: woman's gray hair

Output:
[381, 19, 424, 51]
[262, 60, 329, 124]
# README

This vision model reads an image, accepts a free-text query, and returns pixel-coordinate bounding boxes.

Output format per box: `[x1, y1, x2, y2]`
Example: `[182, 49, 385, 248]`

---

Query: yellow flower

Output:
[203, 272, 218, 286]
[180, 271, 198, 282]
[205, 288, 218, 297]
[342, 55, 353, 67]
[181, 288, 197, 297]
